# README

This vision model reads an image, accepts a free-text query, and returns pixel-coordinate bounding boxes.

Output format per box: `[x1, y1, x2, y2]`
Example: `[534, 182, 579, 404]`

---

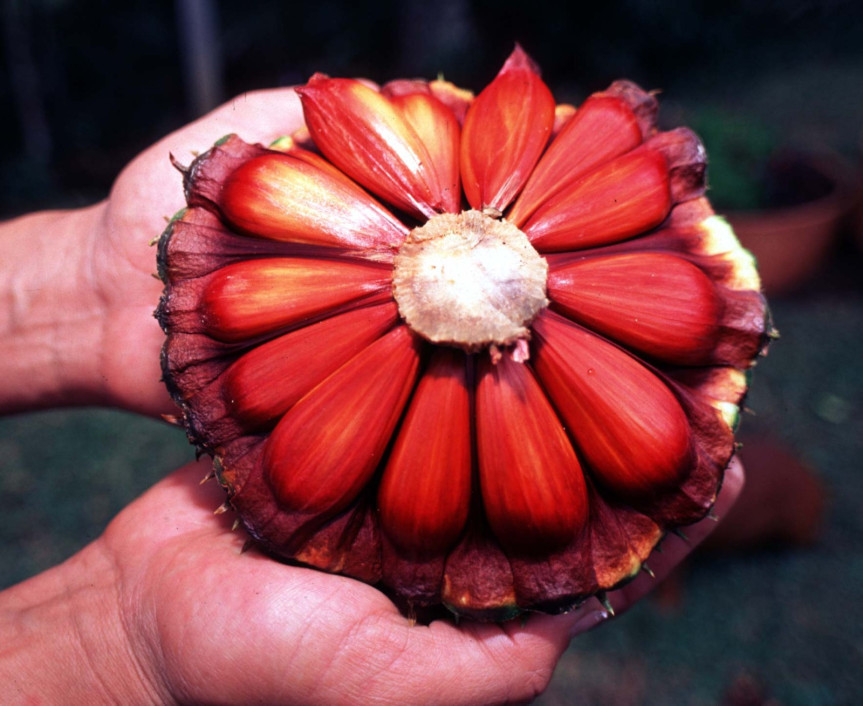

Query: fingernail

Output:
[569, 609, 610, 638]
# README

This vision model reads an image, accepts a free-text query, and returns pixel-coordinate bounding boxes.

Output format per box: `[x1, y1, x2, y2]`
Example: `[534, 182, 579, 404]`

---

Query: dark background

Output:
[4, 0, 863, 218]
[2, 1, 863, 703]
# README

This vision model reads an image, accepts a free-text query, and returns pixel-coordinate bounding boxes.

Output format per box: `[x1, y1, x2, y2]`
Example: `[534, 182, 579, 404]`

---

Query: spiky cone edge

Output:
[155, 51, 772, 621]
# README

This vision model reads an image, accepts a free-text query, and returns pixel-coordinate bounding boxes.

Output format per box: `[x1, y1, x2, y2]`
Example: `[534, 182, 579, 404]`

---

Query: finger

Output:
[192, 88, 305, 145]
[112, 462, 577, 705]
[275, 607, 579, 705]
[571, 456, 746, 631]
[160, 87, 305, 167]
[111, 88, 304, 222]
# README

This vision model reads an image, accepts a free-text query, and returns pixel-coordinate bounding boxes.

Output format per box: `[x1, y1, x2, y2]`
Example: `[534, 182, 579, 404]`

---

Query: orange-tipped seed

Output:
[200, 257, 391, 342]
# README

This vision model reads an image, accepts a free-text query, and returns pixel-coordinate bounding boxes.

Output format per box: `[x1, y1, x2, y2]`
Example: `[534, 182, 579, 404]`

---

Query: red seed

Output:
[532, 310, 693, 500]
[523, 147, 672, 252]
[223, 301, 399, 427]
[548, 252, 723, 365]
[298, 76, 447, 218]
[200, 257, 391, 342]
[476, 354, 589, 553]
[265, 325, 421, 516]
[460, 45, 555, 214]
[378, 348, 472, 555]
[221, 152, 408, 249]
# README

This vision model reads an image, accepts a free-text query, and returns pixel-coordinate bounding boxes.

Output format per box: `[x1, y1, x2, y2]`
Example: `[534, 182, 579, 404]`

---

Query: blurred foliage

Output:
[689, 110, 779, 211]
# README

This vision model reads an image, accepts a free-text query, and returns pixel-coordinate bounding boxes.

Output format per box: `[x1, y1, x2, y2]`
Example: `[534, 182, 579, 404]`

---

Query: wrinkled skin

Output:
[95, 457, 742, 704]
[0, 90, 309, 417]
[0, 88, 744, 704]
[0, 455, 736, 704]
[96, 90, 313, 416]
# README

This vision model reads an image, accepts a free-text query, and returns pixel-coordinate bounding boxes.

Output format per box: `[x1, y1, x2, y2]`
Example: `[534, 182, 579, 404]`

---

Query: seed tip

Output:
[596, 592, 615, 616]
[169, 153, 189, 174]
[671, 528, 689, 543]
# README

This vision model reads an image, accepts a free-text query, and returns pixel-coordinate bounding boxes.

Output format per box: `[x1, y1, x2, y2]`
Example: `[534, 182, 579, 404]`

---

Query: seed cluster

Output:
[393, 210, 548, 352]
[157, 47, 770, 619]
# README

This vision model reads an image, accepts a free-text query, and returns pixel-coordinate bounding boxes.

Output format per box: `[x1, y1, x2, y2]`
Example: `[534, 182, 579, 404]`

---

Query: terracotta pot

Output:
[724, 153, 856, 297]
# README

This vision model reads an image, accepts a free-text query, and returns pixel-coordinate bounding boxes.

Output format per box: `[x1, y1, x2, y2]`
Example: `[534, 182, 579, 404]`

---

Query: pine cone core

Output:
[392, 210, 549, 352]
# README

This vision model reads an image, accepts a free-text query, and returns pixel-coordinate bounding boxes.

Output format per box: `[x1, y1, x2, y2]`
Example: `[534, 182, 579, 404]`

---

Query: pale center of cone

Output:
[393, 210, 548, 353]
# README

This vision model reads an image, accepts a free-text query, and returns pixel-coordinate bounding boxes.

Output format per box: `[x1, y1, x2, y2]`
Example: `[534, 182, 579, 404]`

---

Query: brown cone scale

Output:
[156, 47, 772, 621]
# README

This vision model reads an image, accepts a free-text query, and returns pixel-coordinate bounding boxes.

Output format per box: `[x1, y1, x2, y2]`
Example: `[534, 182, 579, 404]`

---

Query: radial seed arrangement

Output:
[156, 47, 772, 620]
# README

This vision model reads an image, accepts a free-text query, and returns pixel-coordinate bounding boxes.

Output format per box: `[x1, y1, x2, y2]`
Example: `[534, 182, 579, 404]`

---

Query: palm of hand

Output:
[96, 459, 742, 703]
[89, 90, 306, 416]
[100, 461, 575, 704]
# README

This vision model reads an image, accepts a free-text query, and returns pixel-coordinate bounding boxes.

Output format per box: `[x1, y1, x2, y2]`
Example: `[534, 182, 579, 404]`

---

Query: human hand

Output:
[0, 76, 748, 703]
[0, 457, 743, 704]
[0, 89, 305, 415]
